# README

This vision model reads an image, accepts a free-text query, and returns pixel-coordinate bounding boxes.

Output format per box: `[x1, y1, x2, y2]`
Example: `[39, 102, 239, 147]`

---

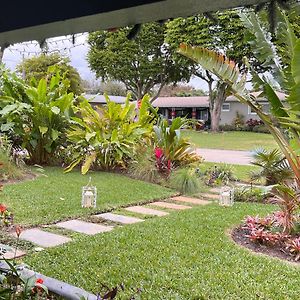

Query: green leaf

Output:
[39, 126, 48, 135]
[85, 132, 96, 142]
[0, 104, 18, 115]
[81, 152, 97, 175]
[51, 106, 60, 115]
[291, 40, 300, 84]
[37, 78, 47, 102]
[1, 122, 14, 132]
[51, 129, 59, 141]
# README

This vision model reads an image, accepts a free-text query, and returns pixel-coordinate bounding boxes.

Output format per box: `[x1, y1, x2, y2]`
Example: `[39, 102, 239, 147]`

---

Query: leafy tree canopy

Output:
[16, 53, 83, 95]
[87, 22, 190, 101]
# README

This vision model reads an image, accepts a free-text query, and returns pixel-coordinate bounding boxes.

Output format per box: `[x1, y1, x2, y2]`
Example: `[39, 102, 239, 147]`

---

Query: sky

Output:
[2, 33, 208, 90]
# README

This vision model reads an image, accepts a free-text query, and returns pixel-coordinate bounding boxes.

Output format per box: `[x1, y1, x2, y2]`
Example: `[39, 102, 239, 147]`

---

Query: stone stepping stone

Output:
[15, 228, 71, 248]
[96, 212, 144, 224]
[209, 187, 221, 194]
[56, 220, 114, 235]
[149, 201, 191, 210]
[201, 193, 219, 200]
[0, 244, 26, 259]
[171, 196, 210, 205]
[125, 206, 169, 216]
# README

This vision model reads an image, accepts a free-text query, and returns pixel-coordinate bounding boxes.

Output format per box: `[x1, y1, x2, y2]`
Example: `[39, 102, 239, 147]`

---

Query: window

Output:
[248, 106, 257, 115]
[222, 103, 230, 112]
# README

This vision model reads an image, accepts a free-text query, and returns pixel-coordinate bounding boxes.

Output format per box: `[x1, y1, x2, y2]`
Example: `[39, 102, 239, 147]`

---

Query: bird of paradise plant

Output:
[178, 8, 300, 233]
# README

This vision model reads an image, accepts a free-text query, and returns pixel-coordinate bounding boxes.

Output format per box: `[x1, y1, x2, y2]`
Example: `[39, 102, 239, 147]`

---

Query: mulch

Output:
[231, 227, 299, 264]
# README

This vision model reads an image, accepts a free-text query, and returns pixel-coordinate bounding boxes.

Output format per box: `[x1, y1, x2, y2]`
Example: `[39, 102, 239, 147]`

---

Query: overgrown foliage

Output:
[0, 68, 75, 165]
[66, 94, 155, 173]
[153, 117, 200, 168]
[16, 53, 83, 95]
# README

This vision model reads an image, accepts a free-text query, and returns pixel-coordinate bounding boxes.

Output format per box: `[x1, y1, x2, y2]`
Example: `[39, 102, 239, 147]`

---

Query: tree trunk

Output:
[209, 82, 228, 132]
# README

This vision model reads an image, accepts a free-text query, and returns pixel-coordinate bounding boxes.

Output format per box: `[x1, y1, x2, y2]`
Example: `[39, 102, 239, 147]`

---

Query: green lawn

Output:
[24, 203, 300, 299]
[184, 130, 277, 151]
[0, 167, 174, 226]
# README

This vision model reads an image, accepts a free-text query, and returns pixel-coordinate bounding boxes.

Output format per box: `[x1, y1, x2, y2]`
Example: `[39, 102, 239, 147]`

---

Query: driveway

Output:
[195, 148, 252, 165]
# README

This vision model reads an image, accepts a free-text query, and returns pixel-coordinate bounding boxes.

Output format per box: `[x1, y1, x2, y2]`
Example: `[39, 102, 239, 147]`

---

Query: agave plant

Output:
[250, 148, 293, 185]
[66, 94, 155, 174]
[177, 8, 300, 188]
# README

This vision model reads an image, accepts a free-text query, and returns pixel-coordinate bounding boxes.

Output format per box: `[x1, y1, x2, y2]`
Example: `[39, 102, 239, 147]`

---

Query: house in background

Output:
[152, 96, 210, 126]
[152, 91, 286, 127]
[84, 94, 127, 107]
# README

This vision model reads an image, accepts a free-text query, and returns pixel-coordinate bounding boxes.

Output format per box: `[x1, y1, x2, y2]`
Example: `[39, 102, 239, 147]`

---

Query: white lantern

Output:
[219, 186, 234, 207]
[82, 177, 97, 208]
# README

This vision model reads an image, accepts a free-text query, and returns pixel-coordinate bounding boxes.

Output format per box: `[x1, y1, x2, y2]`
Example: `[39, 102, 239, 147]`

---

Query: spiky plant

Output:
[170, 168, 200, 195]
[250, 148, 293, 185]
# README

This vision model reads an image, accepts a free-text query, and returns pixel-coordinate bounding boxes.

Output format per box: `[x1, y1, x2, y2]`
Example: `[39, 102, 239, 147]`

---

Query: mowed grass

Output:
[184, 130, 277, 151]
[25, 203, 300, 299]
[0, 167, 174, 226]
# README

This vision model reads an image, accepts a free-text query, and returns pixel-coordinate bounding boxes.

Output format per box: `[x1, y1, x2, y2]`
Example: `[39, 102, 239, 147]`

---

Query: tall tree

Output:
[87, 22, 190, 101]
[16, 53, 83, 95]
[166, 11, 254, 131]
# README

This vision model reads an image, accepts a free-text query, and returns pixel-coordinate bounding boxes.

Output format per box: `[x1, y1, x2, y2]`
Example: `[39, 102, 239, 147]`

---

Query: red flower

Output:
[167, 160, 171, 170]
[0, 204, 7, 213]
[154, 147, 163, 159]
[36, 278, 44, 285]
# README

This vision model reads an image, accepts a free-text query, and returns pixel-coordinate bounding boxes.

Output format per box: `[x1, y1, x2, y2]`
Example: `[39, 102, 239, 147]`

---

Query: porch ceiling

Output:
[0, 0, 268, 46]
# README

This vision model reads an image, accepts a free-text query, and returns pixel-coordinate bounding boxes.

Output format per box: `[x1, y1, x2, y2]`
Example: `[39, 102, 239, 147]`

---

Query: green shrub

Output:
[252, 125, 270, 134]
[204, 163, 236, 186]
[233, 186, 267, 203]
[250, 148, 293, 186]
[66, 94, 155, 174]
[0, 68, 75, 165]
[232, 111, 245, 130]
[170, 168, 200, 194]
[219, 124, 236, 131]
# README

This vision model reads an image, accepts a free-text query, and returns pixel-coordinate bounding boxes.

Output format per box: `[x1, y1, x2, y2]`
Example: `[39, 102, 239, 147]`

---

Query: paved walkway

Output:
[5, 194, 216, 256]
[195, 148, 252, 165]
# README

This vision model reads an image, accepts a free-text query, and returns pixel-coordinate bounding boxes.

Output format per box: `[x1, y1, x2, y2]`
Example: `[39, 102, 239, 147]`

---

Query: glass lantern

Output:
[82, 177, 97, 208]
[219, 186, 234, 207]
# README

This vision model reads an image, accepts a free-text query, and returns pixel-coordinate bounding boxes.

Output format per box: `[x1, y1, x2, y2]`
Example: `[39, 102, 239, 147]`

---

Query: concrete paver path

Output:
[149, 201, 191, 210]
[196, 148, 252, 165]
[0, 243, 26, 259]
[96, 212, 144, 224]
[171, 196, 210, 205]
[201, 193, 220, 200]
[16, 228, 71, 248]
[125, 206, 169, 216]
[56, 220, 114, 235]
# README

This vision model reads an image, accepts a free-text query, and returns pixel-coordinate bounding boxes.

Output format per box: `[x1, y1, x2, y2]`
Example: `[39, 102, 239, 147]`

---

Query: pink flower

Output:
[154, 147, 164, 159]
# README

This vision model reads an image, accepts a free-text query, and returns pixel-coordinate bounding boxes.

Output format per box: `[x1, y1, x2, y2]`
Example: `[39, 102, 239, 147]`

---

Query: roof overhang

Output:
[0, 0, 268, 46]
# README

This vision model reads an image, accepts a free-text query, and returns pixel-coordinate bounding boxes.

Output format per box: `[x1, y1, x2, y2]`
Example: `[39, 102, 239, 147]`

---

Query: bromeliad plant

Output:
[66, 94, 155, 174]
[178, 8, 300, 234]
[153, 117, 200, 169]
[0, 67, 75, 165]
